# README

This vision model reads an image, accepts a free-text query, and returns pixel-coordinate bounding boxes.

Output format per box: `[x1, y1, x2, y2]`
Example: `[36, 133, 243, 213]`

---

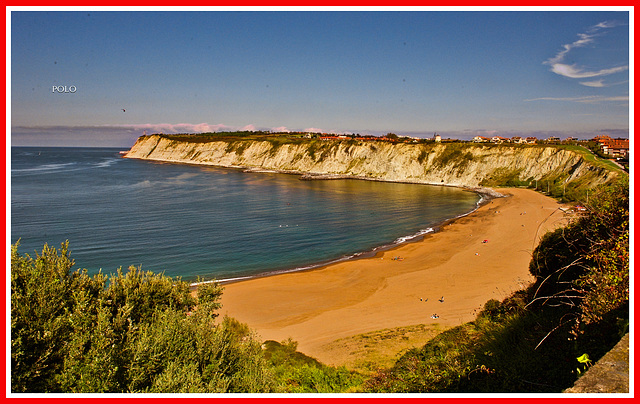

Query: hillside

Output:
[125, 134, 617, 200]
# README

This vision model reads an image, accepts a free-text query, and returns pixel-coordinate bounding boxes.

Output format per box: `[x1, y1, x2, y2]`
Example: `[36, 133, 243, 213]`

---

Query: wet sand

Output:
[216, 188, 569, 365]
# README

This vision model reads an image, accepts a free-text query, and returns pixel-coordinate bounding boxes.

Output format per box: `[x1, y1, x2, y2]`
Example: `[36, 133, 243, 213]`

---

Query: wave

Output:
[12, 158, 120, 175]
[393, 227, 435, 244]
[107, 179, 153, 191]
[12, 162, 78, 174]
[92, 158, 119, 169]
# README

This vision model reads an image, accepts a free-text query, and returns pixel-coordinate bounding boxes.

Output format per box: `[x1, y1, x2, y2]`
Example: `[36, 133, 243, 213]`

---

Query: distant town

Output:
[312, 132, 629, 160]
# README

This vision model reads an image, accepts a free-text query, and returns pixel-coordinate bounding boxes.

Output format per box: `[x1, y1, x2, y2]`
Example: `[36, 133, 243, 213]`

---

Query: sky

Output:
[9, 8, 631, 147]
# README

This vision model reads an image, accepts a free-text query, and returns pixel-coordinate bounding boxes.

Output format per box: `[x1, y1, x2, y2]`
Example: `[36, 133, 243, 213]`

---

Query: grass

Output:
[318, 324, 444, 375]
[430, 143, 475, 169]
[556, 144, 625, 174]
[480, 167, 527, 188]
[262, 339, 364, 393]
[362, 292, 627, 393]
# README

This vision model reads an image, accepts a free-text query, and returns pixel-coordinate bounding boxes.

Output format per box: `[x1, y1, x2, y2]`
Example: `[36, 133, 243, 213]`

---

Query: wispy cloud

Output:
[579, 80, 605, 88]
[550, 64, 628, 80]
[524, 95, 629, 104]
[544, 20, 628, 86]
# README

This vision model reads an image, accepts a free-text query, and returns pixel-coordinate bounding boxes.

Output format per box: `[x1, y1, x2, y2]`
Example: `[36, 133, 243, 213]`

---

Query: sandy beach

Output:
[217, 187, 569, 366]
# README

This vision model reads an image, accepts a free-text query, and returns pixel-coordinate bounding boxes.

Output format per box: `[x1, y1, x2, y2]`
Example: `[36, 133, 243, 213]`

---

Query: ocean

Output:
[10, 147, 481, 283]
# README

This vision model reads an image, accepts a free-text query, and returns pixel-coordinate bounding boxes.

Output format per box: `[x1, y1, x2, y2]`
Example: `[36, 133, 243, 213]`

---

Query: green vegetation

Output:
[480, 167, 528, 188]
[263, 339, 363, 393]
[11, 243, 273, 393]
[430, 143, 475, 169]
[10, 242, 363, 393]
[162, 131, 290, 143]
[556, 144, 625, 174]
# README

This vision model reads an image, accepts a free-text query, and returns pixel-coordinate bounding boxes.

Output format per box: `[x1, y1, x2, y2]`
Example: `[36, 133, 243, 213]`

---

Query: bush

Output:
[10, 243, 274, 393]
[529, 177, 629, 330]
[264, 339, 363, 393]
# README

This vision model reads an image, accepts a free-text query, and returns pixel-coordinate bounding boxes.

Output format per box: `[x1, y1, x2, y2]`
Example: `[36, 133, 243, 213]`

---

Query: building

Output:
[601, 139, 629, 158]
[592, 135, 629, 158]
[473, 136, 490, 143]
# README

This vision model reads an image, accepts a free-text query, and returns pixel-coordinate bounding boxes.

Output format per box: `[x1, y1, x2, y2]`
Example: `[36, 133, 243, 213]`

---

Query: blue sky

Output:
[10, 9, 631, 147]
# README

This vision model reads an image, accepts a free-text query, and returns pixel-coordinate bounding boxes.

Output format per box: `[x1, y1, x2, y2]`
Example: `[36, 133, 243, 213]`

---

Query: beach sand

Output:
[216, 187, 569, 366]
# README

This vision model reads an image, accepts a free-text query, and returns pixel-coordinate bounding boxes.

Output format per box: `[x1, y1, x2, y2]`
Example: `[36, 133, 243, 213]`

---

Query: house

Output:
[525, 137, 537, 144]
[593, 135, 612, 143]
[546, 136, 561, 143]
[593, 135, 629, 157]
[491, 136, 509, 143]
[473, 136, 490, 143]
[511, 136, 526, 144]
[602, 139, 630, 158]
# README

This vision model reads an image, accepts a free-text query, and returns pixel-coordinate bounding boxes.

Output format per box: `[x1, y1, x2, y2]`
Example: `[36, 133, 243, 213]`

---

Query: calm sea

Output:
[10, 147, 481, 283]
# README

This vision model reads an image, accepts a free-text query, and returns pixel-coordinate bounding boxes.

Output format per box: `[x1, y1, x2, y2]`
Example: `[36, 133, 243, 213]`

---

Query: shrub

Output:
[529, 177, 629, 331]
[10, 243, 273, 393]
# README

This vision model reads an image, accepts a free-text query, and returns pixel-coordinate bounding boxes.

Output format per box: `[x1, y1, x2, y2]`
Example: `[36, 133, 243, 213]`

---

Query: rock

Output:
[564, 333, 629, 394]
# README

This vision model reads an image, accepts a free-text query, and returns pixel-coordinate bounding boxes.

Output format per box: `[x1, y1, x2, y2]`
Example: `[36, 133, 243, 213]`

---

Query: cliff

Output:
[124, 135, 618, 197]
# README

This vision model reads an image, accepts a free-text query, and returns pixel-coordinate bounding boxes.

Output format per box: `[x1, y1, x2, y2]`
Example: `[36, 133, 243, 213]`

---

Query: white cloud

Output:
[544, 21, 628, 82]
[551, 64, 628, 80]
[271, 126, 291, 132]
[579, 80, 605, 88]
[303, 127, 326, 133]
[240, 124, 257, 132]
[524, 95, 629, 103]
[130, 123, 233, 133]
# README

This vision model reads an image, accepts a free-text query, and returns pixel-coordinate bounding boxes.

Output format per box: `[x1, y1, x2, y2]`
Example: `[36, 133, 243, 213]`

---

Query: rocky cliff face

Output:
[124, 135, 617, 193]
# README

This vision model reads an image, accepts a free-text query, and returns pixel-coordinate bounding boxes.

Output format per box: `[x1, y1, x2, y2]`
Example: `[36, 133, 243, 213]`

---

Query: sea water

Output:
[10, 147, 481, 283]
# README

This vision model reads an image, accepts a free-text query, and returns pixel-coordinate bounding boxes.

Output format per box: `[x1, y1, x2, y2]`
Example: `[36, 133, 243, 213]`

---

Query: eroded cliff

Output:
[124, 135, 618, 197]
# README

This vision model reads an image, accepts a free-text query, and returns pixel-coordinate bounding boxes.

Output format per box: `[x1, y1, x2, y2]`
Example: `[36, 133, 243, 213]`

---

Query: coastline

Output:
[188, 182, 491, 289]
[213, 187, 569, 366]
[124, 153, 506, 200]
[128, 155, 506, 290]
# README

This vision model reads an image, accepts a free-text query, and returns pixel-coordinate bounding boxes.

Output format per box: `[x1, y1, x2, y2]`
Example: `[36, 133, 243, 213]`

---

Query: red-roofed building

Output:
[594, 135, 629, 157]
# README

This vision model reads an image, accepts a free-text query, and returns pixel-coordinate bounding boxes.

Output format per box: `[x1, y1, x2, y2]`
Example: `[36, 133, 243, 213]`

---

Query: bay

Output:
[10, 146, 481, 283]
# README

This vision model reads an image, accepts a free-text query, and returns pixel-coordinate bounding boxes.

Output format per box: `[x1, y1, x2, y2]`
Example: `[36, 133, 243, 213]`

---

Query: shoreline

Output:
[213, 187, 569, 366]
[124, 155, 508, 290]
[188, 185, 496, 289]
[124, 153, 506, 199]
